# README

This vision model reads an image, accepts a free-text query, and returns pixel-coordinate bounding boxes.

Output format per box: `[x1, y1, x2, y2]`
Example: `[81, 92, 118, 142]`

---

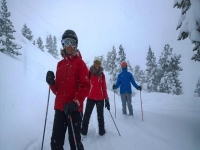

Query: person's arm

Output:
[49, 63, 59, 95]
[73, 59, 90, 105]
[102, 73, 108, 99]
[130, 73, 139, 90]
[115, 74, 121, 89]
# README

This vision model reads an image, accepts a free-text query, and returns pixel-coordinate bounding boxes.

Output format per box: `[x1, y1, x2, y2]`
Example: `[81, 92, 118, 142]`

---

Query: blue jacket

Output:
[115, 67, 139, 94]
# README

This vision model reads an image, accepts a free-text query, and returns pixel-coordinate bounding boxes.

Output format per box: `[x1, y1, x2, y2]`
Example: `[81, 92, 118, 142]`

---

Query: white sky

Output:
[7, 0, 187, 68]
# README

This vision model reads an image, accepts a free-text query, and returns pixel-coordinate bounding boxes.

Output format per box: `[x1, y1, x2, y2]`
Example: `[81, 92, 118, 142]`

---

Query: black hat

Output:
[62, 30, 78, 45]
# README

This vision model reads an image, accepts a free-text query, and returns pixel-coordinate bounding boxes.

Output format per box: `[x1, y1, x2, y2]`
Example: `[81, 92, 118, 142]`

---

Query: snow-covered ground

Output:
[0, 32, 200, 150]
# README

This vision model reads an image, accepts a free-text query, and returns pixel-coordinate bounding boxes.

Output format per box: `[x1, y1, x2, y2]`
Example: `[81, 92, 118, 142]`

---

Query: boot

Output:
[99, 129, 106, 136]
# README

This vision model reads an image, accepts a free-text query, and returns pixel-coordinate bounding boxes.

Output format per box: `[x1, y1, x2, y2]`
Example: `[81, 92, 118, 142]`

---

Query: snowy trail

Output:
[22, 92, 200, 150]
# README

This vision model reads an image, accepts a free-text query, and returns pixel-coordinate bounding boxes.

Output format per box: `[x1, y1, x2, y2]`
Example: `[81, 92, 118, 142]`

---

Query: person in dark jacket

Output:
[81, 56, 110, 136]
[46, 29, 90, 150]
[113, 62, 141, 116]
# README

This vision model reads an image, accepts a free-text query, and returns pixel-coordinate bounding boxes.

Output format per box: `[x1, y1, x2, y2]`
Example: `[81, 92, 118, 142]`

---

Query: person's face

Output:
[61, 38, 77, 55]
[65, 45, 75, 55]
[94, 60, 101, 70]
[94, 63, 100, 70]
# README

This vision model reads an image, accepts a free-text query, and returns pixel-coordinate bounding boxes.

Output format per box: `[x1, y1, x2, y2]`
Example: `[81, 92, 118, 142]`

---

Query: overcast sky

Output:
[7, 0, 194, 68]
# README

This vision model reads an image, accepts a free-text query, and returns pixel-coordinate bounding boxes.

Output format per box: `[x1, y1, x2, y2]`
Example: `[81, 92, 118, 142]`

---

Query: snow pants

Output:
[51, 110, 84, 150]
[81, 99, 105, 135]
[120, 93, 133, 115]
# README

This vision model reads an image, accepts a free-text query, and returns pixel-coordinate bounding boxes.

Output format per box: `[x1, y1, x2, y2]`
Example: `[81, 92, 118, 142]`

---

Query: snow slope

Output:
[0, 32, 200, 150]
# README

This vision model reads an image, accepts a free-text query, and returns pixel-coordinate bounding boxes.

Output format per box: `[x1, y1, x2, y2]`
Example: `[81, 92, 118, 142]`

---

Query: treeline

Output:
[0, 0, 59, 57]
[102, 44, 183, 95]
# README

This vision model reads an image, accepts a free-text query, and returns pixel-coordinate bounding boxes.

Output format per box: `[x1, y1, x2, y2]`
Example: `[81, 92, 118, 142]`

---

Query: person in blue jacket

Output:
[112, 62, 141, 116]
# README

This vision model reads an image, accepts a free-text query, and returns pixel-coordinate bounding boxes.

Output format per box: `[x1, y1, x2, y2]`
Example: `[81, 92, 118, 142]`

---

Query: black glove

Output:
[105, 98, 110, 110]
[138, 86, 142, 91]
[63, 102, 78, 116]
[46, 71, 55, 86]
[112, 84, 116, 90]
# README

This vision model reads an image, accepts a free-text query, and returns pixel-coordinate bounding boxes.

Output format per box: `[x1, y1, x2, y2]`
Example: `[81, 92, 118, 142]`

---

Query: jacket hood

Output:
[90, 65, 103, 77]
[60, 48, 82, 59]
[122, 67, 127, 72]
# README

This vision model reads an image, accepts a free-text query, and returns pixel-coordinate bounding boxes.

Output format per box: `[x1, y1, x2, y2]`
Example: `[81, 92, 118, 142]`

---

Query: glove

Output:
[46, 71, 55, 86]
[112, 84, 116, 90]
[105, 98, 110, 110]
[138, 86, 142, 91]
[63, 102, 78, 116]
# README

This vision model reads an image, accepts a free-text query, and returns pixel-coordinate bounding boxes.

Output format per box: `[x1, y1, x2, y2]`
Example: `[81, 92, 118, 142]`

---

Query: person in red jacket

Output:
[46, 29, 90, 150]
[81, 56, 110, 136]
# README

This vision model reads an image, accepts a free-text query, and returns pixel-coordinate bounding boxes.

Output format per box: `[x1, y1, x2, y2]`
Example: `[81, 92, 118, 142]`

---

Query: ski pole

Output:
[114, 90, 116, 118]
[140, 90, 144, 121]
[69, 115, 78, 150]
[41, 87, 50, 150]
[108, 110, 121, 136]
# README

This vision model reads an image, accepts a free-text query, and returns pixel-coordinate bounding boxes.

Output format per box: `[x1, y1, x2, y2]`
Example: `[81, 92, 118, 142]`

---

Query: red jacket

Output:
[50, 51, 90, 112]
[88, 69, 108, 100]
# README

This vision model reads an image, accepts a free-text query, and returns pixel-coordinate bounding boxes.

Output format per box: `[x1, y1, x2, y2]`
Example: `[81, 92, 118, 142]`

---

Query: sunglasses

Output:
[94, 60, 101, 65]
[61, 38, 77, 47]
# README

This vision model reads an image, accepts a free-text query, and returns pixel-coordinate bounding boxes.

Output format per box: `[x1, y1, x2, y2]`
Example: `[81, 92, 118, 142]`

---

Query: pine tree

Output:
[104, 51, 112, 72]
[52, 36, 58, 57]
[21, 24, 33, 41]
[0, 15, 3, 37]
[108, 46, 118, 84]
[0, 0, 22, 55]
[36, 37, 44, 51]
[174, 0, 200, 61]
[116, 44, 126, 74]
[127, 60, 134, 73]
[117, 44, 126, 64]
[46, 34, 53, 54]
[157, 44, 183, 95]
[145, 46, 158, 92]
[133, 65, 145, 85]
[33, 40, 35, 45]
[194, 77, 200, 97]
[46, 34, 58, 57]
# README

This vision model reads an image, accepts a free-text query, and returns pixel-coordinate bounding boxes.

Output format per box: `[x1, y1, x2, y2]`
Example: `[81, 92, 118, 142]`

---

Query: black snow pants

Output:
[51, 110, 84, 150]
[81, 99, 105, 135]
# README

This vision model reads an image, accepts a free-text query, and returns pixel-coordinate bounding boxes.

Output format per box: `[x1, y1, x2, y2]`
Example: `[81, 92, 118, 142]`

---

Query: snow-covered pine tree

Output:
[36, 37, 44, 51]
[0, 14, 2, 37]
[108, 46, 118, 85]
[194, 77, 200, 97]
[21, 24, 33, 41]
[127, 60, 134, 73]
[33, 40, 35, 45]
[157, 44, 183, 95]
[52, 36, 58, 57]
[104, 51, 112, 72]
[46, 34, 53, 55]
[117, 44, 126, 64]
[116, 44, 126, 73]
[133, 65, 145, 85]
[145, 46, 158, 92]
[0, 0, 21, 55]
[102, 58, 107, 71]
[174, 0, 200, 61]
